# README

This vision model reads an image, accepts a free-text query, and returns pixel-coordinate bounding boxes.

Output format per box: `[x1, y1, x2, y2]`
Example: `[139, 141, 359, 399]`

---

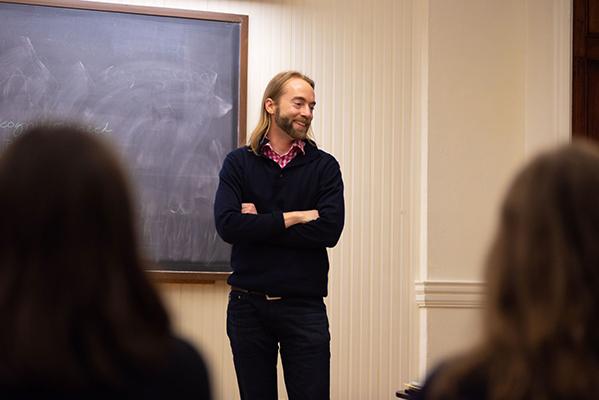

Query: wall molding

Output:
[524, 0, 572, 155]
[415, 280, 485, 309]
[409, 0, 430, 381]
[553, 0, 572, 141]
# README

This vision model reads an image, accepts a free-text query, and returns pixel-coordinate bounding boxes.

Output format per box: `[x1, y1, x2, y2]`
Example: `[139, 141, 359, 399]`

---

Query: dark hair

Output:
[0, 124, 171, 388]
[430, 141, 599, 400]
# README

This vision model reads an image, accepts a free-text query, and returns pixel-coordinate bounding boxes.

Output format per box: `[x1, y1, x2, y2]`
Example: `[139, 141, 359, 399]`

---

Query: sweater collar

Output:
[253, 136, 320, 167]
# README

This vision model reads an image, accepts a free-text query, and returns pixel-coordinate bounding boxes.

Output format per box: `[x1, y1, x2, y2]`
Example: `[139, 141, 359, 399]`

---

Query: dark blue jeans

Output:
[227, 290, 330, 400]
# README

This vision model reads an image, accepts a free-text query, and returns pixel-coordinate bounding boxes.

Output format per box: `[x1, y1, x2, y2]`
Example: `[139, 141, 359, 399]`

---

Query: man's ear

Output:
[265, 98, 276, 115]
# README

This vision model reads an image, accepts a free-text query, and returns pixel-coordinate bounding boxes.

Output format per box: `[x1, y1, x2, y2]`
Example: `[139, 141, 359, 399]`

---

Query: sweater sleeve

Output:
[269, 157, 345, 249]
[214, 151, 286, 244]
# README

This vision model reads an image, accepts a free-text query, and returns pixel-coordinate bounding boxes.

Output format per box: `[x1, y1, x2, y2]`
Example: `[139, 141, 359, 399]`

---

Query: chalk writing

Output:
[0, 119, 112, 134]
[0, 1, 241, 270]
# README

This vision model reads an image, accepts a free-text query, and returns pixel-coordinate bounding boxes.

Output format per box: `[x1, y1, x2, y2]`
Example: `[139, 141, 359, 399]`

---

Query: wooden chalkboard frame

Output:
[0, 0, 248, 283]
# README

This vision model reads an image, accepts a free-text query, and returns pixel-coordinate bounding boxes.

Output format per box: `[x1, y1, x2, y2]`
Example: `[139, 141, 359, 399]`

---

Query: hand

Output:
[301, 209, 319, 223]
[241, 202, 257, 214]
[283, 209, 319, 228]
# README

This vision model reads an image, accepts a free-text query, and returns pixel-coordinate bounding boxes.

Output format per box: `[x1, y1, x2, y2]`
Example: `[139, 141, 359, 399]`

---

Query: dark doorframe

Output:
[573, 0, 599, 140]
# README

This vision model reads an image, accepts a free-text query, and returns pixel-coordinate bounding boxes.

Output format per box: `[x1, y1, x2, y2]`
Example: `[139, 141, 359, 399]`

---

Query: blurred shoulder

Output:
[159, 336, 212, 399]
[417, 360, 488, 400]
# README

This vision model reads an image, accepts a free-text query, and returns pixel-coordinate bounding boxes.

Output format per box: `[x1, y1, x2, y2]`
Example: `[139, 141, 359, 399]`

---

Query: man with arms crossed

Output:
[214, 71, 345, 400]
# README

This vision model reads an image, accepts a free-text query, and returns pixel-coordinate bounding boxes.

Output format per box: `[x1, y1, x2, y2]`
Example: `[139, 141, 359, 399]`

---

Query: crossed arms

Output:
[214, 153, 345, 249]
[241, 202, 319, 228]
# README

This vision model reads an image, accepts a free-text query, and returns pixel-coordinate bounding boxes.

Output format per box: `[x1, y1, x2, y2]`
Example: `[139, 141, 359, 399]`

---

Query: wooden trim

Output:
[239, 15, 249, 146]
[148, 270, 230, 284]
[0, 0, 247, 23]
[573, 0, 588, 138]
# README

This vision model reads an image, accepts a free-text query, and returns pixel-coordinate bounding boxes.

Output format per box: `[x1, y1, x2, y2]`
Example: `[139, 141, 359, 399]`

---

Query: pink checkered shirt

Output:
[261, 138, 305, 168]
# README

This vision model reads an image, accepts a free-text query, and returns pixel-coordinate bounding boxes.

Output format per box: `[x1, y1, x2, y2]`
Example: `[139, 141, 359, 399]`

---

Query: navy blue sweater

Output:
[214, 142, 344, 297]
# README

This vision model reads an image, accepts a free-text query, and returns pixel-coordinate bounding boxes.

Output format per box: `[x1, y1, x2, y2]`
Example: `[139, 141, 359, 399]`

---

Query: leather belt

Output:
[230, 286, 283, 301]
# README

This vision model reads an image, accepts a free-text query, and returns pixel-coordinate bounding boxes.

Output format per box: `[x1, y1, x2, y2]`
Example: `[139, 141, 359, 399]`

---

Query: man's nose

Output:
[301, 105, 313, 118]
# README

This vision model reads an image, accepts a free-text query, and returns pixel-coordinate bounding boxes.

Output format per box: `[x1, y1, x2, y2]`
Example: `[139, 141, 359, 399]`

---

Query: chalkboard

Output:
[0, 0, 248, 280]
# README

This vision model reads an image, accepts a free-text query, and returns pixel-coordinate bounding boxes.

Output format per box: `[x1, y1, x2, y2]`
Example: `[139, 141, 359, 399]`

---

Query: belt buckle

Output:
[265, 294, 282, 301]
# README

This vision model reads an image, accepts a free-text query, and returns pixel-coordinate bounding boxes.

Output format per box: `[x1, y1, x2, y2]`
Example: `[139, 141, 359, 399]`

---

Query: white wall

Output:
[81, 0, 572, 397]
[427, 0, 526, 283]
[89, 0, 421, 398]
[419, 0, 571, 374]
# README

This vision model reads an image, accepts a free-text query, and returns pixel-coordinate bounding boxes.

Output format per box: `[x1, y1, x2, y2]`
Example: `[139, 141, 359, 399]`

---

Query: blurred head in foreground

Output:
[425, 141, 599, 400]
[0, 123, 171, 388]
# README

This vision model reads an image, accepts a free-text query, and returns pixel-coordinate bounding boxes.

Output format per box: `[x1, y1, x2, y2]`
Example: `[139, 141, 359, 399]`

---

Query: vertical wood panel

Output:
[588, 60, 599, 135]
[95, 0, 418, 398]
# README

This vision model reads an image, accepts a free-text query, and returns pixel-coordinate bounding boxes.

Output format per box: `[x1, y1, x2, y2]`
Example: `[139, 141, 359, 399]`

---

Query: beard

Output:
[274, 109, 310, 140]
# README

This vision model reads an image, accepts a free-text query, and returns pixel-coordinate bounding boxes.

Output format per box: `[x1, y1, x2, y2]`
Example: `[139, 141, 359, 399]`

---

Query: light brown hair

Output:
[430, 141, 599, 400]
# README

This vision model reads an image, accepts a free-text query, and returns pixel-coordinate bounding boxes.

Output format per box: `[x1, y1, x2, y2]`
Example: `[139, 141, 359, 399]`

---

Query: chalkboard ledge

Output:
[148, 270, 230, 284]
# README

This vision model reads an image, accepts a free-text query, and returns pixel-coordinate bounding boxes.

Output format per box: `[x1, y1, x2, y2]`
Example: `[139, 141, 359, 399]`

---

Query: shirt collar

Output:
[261, 134, 306, 156]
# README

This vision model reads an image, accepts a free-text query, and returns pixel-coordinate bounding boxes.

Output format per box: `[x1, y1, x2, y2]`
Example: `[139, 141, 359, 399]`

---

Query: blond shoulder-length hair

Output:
[248, 71, 316, 154]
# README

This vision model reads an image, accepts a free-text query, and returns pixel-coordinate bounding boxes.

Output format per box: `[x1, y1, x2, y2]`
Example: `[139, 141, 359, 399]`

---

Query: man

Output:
[214, 71, 345, 400]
